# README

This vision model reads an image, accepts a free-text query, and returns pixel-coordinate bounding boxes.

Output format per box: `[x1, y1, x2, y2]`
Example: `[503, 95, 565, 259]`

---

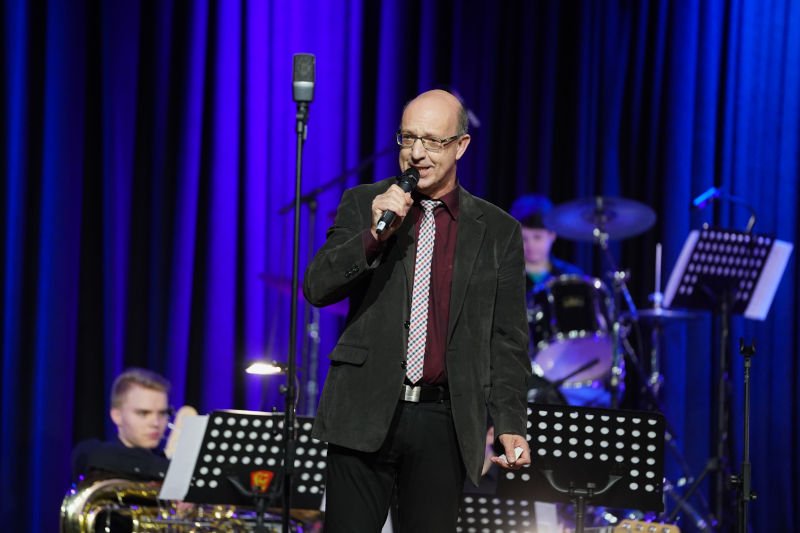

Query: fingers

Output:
[371, 185, 413, 239]
[491, 433, 531, 470]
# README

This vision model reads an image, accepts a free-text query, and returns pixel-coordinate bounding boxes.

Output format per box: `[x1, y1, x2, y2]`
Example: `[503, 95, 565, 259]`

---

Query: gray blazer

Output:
[303, 178, 531, 485]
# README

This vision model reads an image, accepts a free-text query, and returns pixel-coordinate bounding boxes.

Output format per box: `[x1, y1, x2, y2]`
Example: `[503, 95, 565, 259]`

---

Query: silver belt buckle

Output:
[402, 384, 421, 402]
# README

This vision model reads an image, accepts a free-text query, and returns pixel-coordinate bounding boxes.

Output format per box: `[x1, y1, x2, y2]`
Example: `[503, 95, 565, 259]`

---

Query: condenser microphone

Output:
[375, 167, 421, 235]
[691, 186, 722, 210]
[292, 54, 315, 103]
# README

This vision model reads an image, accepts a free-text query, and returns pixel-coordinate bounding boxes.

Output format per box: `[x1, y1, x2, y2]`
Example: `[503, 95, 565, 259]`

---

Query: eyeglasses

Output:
[396, 131, 461, 153]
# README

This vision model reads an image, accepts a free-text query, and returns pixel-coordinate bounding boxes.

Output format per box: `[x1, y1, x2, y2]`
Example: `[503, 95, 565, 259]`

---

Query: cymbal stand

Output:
[648, 243, 665, 395]
[592, 226, 637, 409]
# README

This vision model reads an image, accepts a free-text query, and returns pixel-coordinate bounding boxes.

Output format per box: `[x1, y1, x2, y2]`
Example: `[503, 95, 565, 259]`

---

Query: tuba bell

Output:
[60, 476, 263, 532]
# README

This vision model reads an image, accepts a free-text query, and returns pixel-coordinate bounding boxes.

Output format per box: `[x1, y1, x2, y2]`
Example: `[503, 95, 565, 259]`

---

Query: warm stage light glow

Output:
[245, 361, 286, 376]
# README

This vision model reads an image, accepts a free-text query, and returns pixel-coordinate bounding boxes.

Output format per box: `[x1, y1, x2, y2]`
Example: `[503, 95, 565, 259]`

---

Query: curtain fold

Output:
[1, 0, 798, 530]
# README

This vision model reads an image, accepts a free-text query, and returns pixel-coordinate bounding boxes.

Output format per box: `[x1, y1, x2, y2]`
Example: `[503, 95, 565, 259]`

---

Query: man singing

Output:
[304, 89, 531, 532]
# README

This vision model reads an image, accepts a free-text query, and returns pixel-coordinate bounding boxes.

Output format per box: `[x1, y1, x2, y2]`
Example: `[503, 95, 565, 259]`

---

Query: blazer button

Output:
[403, 321, 410, 329]
[401, 360, 407, 369]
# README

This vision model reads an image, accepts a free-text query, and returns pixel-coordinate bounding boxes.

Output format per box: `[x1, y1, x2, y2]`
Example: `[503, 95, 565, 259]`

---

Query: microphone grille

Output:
[293, 54, 315, 83]
[292, 54, 315, 103]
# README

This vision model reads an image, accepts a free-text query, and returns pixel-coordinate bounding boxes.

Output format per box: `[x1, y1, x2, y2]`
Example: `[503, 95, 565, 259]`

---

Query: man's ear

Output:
[110, 407, 122, 427]
[455, 134, 471, 160]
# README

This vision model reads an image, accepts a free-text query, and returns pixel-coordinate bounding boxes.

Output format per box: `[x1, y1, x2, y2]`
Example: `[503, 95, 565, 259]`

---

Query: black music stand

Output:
[159, 410, 326, 531]
[496, 404, 666, 533]
[662, 227, 792, 528]
[458, 494, 538, 532]
[663, 228, 792, 321]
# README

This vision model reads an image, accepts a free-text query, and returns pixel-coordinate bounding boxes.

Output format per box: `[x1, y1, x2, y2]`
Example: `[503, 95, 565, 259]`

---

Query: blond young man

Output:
[72, 368, 172, 480]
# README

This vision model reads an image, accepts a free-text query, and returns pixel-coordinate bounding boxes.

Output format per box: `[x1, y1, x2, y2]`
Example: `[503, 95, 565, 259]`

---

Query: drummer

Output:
[510, 194, 610, 408]
[509, 194, 582, 289]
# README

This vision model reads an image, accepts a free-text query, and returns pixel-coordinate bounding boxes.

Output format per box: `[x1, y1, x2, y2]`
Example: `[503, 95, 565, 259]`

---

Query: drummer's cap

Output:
[510, 194, 553, 230]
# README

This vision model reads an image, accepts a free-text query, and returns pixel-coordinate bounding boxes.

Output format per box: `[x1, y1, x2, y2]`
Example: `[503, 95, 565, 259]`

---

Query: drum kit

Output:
[527, 196, 698, 409]
[523, 196, 709, 529]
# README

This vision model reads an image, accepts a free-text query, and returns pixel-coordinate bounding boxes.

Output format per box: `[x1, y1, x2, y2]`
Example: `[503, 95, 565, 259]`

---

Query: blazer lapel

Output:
[448, 189, 485, 341]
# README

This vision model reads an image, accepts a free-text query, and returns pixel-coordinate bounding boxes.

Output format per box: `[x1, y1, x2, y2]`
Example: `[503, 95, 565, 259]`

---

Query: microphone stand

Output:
[732, 339, 757, 533]
[282, 99, 308, 533]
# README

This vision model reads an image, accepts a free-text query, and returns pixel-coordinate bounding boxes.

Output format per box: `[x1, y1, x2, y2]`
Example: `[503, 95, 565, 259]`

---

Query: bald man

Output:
[305, 90, 531, 532]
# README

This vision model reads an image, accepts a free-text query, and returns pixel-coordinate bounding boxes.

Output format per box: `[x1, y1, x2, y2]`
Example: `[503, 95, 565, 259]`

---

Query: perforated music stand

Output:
[496, 404, 666, 533]
[458, 494, 538, 532]
[159, 410, 326, 523]
[663, 228, 792, 320]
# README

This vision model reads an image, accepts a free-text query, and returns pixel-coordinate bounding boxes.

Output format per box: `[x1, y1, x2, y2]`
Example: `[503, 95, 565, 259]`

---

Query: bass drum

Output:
[528, 275, 614, 387]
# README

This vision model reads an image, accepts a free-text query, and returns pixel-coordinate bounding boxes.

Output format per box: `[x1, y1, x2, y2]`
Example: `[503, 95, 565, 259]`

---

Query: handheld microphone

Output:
[292, 54, 315, 103]
[691, 186, 722, 210]
[375, 167, 420, 235]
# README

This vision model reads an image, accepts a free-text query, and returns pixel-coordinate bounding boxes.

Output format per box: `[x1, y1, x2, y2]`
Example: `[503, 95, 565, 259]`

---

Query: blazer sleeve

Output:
[487, 222, 532, 438]
[303, 186, 380, 308]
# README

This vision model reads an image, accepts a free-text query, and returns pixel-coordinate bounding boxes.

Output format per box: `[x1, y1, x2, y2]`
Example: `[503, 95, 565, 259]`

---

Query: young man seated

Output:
[71, 368, 172, 481]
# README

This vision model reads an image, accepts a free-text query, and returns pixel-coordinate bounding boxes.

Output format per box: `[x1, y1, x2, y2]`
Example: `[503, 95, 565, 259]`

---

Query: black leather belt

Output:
[400, 383, 449, 403]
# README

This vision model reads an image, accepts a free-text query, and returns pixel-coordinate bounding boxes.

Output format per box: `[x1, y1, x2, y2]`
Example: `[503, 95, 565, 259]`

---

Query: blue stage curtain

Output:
[1, 0, 798, 531]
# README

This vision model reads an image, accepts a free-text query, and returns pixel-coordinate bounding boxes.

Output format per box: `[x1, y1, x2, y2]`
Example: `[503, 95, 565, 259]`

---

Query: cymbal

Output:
[622, 307, 701, 322]
[259, 273, 348, 316]
[543, 196, 656, 242]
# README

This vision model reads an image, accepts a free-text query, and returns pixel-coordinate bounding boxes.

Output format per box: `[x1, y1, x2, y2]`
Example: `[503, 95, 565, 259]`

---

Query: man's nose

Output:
[410, 138, 427, 159]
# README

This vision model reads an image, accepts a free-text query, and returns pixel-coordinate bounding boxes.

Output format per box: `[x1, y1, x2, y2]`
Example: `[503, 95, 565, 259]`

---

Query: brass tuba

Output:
[59, 477, 256, 532]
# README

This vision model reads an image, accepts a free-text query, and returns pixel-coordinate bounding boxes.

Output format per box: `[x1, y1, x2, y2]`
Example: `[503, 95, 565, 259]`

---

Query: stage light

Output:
[245, 361, 287, 376]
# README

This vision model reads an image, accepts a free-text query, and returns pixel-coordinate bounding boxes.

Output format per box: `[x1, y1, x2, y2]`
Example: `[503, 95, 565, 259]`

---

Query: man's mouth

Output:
[414, 166, 432, 178]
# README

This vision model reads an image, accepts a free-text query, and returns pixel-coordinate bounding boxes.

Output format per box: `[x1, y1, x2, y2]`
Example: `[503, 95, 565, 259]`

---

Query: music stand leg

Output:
[574, 495, 586, 533]
[714, 294, 733, 528]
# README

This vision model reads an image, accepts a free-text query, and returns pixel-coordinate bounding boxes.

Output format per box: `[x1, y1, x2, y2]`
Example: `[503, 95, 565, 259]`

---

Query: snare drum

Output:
[528, 275, 614, 386]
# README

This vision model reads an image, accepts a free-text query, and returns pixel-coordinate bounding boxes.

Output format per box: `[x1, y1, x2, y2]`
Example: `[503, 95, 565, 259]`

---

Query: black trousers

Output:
[323, 400, 466, 533]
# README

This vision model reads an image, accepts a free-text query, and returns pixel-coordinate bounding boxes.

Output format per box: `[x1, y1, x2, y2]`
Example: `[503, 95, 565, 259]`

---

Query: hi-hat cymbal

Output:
[543, 196, 656, 242]
[621, 307, 701, 322]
